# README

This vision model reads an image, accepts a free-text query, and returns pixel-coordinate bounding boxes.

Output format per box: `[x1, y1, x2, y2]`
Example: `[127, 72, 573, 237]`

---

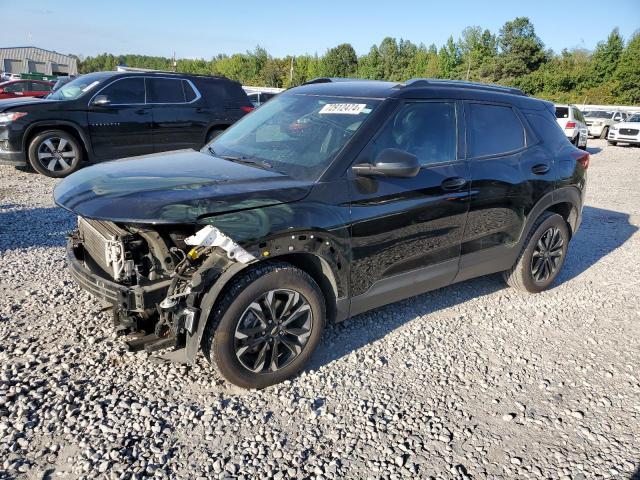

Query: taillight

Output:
[240, 106, 254, 113]
[572, 150, 590, 169]
[565, 121, 576, 129]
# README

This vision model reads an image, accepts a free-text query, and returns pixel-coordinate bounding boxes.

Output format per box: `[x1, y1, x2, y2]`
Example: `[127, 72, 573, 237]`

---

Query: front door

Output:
[348, 100, 470, 315]
[88, 77, 153, 160]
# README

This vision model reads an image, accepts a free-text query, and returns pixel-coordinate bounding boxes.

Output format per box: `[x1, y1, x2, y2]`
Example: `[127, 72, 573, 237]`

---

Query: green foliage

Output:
[77, 21, 639, 105]
[613, 31, 640, 104]
[322, 43, 358, 78]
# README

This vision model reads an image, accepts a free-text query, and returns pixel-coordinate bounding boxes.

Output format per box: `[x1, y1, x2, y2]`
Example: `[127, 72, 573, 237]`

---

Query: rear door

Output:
[457, 101, 547, 280]
[146, 77, 207, 152]
[87, 77, 153, 159]
[348, 100, 470, 312]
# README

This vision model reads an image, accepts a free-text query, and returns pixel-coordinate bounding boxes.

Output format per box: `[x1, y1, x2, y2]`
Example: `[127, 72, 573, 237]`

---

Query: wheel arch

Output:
[24, 121, 93, 162]
[180, 250, 343, 364]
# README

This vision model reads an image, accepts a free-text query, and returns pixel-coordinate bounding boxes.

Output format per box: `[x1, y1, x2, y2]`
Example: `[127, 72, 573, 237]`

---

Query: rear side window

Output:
[468, 103, 525, 157]
[525, 112, 569, 150]
[555, 107, 569, 119]
[100, 77, 145, 104]
[183, 80, 197, 102]
[30, 82, 48, 91]
[146, 78, 185, 103]
[372, 102, 457, 166]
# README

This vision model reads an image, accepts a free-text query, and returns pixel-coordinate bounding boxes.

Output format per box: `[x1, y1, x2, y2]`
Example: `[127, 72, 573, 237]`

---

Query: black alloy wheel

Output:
[530, 226, 564, 283]
[234, 289, 313, 373]
[202, 262, 325, 389]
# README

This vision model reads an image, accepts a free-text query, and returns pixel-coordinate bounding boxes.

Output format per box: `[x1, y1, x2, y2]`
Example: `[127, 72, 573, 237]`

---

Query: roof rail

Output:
[302, 77, 364, 85]
[397, 78, 526, 96]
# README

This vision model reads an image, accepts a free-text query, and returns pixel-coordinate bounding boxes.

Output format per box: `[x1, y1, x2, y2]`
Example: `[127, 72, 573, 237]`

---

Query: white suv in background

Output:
[608, 113, 640, 146]
[582, 110, 627, 139]
[555, 104, 588, 149]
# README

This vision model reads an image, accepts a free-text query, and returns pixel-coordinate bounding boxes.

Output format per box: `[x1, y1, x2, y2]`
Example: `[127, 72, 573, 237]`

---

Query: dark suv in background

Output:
[55, 78, 588, 389]
[0, 71, 253, 177]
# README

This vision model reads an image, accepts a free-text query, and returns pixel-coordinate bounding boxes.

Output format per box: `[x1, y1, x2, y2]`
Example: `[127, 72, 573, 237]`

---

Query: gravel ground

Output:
[1, 139, 639, 480]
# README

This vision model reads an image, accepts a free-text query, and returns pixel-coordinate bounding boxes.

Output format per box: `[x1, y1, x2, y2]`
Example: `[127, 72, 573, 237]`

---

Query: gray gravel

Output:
[1, 139, 639, 479]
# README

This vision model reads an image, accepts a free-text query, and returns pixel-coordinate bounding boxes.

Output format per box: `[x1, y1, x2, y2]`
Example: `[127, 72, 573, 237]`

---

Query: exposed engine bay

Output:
[72, 217, 255, 354]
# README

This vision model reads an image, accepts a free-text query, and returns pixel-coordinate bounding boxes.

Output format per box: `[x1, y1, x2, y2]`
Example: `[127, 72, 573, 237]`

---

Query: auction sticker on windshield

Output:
[319, 103, 367, 115]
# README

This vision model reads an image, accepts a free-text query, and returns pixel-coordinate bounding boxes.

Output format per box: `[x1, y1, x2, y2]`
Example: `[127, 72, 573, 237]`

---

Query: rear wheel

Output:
[503, 212, 569, 293]
[202, 262, 326, 389]
[28, 129, 82, 178]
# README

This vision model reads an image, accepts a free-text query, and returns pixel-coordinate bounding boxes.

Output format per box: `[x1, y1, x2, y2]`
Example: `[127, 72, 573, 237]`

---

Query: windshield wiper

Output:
[208, 146, 272, 170]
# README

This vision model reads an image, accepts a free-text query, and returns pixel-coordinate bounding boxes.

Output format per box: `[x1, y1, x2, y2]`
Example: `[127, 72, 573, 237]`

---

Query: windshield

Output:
[47, 73, 106, 100]
[626, 114, 640, 122]
[205, 93, 381, 180]
[583, 111, 613, 119]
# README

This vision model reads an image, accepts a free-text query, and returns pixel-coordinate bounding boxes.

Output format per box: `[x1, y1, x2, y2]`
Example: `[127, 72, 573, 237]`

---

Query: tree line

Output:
[77, 17, 640, 105]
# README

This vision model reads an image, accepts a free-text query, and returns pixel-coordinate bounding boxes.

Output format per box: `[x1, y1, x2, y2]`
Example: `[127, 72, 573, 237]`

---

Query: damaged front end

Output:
[67, 218, 255, 357]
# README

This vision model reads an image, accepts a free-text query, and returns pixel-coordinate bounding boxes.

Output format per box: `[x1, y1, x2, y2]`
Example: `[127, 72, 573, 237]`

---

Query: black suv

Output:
[54, 78, 588, 389]
[0, 71, 253, 177]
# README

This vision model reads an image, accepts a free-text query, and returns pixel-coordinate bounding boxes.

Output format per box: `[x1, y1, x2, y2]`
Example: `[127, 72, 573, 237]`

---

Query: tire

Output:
[28, 129, 82, 178]
[571, 135, 580, 147]
[599, 127, 609, 139]
[502, 212, 569, 293]
[205, 128, 225, 144]
[607, 141, 617, 146]
[202, 262, 326, 389]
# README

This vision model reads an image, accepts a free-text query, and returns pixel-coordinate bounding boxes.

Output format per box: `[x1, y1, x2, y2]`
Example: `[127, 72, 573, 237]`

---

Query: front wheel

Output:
[503, 212, 569, 293]
[202, 262, 326, 389]
[599, 127, 609, 139]
[28, 129, 82, 178]
[607, 141, 617, 146]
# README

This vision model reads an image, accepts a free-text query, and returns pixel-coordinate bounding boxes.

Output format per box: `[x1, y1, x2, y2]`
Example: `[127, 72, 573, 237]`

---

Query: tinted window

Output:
[555, 107, 569, 119]
[372, 102, 457, 166]
[574, 109, 585, 123]
[30, 82, 52, 92]
[147, 78, 185, 103]
[468, 103, 525, 157]
[525, 112, 569, 150]
[4, 82, 26, 93]
[183, 80, 197, 102]
[100, 78, 145, 104]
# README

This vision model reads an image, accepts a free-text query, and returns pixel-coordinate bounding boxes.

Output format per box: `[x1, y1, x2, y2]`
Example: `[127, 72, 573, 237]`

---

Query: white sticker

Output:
[319, 103, 367, 115]
[82, 81, 100, 92]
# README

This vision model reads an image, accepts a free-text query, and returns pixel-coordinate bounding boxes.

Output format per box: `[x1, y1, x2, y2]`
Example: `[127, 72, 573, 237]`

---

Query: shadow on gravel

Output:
[311, 204, 636, 370]
[0, 206, 75, 252]
[311, 273, 505, 370]
[555, 205, 637, 286]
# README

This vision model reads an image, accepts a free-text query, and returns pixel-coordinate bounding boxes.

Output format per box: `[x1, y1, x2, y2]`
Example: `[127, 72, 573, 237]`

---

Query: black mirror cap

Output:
[352, 148, 421, 178]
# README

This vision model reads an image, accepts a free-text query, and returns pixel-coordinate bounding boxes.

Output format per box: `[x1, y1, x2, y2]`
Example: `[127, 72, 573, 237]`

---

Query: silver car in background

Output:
[555, 104, 588, 149]
[583, 110, 627, 139]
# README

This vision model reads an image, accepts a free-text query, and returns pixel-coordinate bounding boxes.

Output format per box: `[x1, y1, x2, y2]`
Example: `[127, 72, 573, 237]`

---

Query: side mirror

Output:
[352, 148, 421, 178]
[91, 95, 111, 106]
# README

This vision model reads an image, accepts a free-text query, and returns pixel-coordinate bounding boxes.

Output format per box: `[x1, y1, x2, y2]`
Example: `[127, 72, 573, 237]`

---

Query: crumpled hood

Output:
[54, 149, 313, 224]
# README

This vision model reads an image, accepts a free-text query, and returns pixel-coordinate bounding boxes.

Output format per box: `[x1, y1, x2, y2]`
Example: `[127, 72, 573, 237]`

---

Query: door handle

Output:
[531, 163, 550, 175]
[441, 177, 467, 191]
[134, 108, 148, 115]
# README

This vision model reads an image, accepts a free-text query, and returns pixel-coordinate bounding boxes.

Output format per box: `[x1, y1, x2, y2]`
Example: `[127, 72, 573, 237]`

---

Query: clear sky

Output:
[1, 0, 638, 59]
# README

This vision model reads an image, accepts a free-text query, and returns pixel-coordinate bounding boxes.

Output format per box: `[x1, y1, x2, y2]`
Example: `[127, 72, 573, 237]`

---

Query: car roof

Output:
[288, 77, 548, 110]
